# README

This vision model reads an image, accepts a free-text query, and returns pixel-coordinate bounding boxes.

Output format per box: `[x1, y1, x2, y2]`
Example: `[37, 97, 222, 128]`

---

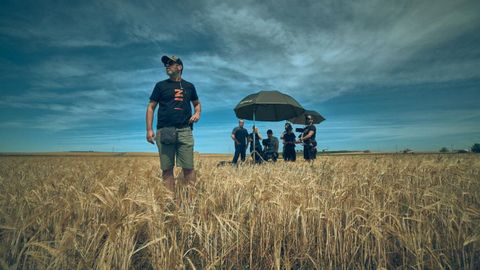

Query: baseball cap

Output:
[161, 55, 183, 67]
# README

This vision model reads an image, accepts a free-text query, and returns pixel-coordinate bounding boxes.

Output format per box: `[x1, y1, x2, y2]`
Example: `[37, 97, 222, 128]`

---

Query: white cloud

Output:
[320, 108, 480, 144]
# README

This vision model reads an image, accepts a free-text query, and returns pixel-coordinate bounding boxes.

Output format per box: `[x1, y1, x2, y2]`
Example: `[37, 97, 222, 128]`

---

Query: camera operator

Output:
[297, 115, 317, 161]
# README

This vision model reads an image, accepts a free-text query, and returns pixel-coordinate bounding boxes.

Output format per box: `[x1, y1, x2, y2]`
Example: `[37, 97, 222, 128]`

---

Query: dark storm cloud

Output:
[192, 0, 480, 102]
[2, 0, 479, 102]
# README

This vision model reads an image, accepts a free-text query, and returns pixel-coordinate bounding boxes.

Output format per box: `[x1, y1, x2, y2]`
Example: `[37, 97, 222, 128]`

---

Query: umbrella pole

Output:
[253, 111, 256, 163]
[253, 110, 256, 146]
[253, 111, 257, 150]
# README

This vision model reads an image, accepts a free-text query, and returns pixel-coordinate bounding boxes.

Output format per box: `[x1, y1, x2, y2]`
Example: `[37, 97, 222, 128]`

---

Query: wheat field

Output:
[0, 153, 479, 269]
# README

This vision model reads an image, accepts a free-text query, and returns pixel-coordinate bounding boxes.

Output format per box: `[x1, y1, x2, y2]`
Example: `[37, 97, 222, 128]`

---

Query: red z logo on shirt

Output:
[174, 89, 184, 101]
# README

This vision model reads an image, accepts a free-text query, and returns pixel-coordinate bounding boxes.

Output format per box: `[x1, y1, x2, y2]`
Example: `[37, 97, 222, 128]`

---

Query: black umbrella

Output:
[234, 90, 305, 121]
[288, 110, 325, 125]
[234, 90, 305, 162]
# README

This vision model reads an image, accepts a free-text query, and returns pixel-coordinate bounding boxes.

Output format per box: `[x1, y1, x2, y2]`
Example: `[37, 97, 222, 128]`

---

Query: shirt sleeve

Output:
[149, 82, 161, 102]
[190, 84, 199, 101]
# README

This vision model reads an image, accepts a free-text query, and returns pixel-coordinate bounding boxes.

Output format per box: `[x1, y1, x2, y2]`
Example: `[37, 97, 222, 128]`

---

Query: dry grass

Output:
[0, 154, 479, 269]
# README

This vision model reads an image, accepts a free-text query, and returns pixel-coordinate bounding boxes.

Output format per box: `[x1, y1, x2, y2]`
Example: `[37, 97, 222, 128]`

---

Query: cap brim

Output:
[161, 55, 175, 65]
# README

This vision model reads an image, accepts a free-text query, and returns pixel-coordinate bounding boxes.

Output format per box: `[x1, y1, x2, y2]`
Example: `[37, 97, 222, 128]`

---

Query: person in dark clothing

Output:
[146, 55, 201, 193]
[281, 123, 296, 161]
[262, 129, 279, 162]
[231, 119, 249, 164]
[247, 126, 263, 163]
[298, 115, 317, 161]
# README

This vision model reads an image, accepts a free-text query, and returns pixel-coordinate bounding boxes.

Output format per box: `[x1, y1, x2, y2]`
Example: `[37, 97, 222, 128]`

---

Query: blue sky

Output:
[1, 0, 479, 153]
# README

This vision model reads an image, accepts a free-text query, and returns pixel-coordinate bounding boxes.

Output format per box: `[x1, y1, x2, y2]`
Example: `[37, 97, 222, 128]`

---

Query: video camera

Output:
[295, 127, 306, 139]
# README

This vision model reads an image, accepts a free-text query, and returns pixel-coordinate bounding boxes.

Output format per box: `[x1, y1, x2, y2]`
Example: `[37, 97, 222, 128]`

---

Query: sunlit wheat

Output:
[1, 154, 479, 269]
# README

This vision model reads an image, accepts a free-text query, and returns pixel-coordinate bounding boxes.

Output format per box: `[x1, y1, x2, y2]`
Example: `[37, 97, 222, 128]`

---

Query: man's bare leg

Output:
[182, 168, 196, 186]
[162, 169, 175, 194]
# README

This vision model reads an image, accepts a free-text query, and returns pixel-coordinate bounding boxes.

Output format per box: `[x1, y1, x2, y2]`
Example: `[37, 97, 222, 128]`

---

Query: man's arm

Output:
[231, 129, 239, 144]
[301, 130, 315, 141]
[189, 100, 201, 123]
[146, 100, 158, 144]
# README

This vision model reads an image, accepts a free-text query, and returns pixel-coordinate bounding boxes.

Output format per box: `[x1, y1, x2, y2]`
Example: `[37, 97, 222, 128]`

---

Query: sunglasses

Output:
[164, 61, 178, 67]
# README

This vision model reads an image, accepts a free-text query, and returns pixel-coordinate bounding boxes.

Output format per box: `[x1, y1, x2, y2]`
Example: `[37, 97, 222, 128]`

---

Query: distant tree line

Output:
[439, 143, 480, 153]
[439, 147, 449, 153]
[472, 143, 480, 153]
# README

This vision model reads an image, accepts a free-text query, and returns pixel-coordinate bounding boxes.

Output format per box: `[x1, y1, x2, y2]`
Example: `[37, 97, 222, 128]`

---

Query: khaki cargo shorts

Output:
[155, 127, 194, 170]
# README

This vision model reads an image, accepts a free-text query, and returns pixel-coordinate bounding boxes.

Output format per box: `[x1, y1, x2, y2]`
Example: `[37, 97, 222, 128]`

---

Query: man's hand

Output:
[146, 129, 155, 144]
[189, 112, 200, 124]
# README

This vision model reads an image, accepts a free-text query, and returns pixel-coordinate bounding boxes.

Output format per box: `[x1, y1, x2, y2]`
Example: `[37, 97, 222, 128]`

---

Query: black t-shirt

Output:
[149, 79, 199, 129]
[303, 125, 316, 143]
[232, 127, 249, 146]
[283, 132, 296, 147]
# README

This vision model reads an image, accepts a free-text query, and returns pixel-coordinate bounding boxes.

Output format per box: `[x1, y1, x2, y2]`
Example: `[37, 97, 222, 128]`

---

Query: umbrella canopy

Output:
[288, 110, 325, 125]
[234, 90, 305, 121]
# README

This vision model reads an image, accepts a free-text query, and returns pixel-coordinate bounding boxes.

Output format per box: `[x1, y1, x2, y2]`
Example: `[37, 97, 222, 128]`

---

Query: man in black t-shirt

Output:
[231, 119, 249, 164]
[146, 55, 201, 193]
[298, 115, 317, 161]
